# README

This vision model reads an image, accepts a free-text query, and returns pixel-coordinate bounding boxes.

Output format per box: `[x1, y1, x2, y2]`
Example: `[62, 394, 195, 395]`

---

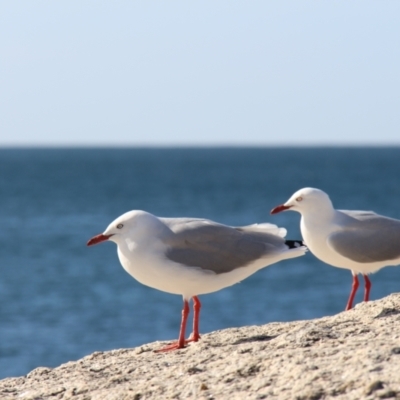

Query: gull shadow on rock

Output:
[374, 307, 400, 319]
[233, 334, 277, 345]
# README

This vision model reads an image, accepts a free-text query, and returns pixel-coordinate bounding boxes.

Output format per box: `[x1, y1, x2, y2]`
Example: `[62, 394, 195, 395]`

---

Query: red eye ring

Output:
[296, 196, 303, 202]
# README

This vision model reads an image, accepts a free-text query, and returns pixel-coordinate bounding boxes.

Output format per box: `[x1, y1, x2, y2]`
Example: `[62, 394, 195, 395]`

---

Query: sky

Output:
[1, 1, 399, 146]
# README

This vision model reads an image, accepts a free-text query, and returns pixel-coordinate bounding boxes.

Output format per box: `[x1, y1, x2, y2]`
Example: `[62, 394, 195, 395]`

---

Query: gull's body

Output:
[271, 188, 400, 310]
[88, 210, 306, 351]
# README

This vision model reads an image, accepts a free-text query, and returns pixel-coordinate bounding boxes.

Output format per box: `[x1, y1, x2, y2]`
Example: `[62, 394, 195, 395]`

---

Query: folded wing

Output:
[160, 218, 296, 274]
[328, 211, 400, 263]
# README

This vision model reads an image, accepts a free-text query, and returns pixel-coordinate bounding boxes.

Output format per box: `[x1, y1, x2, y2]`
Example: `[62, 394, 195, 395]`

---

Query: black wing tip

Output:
[285, 240, 305, 249]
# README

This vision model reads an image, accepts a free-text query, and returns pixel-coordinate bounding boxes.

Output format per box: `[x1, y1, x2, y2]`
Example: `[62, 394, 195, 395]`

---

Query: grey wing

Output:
[328, 212, 400, 263]
[160, 218, 288, 274]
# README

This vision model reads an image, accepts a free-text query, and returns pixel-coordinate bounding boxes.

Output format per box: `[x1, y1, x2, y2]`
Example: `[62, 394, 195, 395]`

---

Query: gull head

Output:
[271, 187, 333, 216]
[87, 210, 167, 247]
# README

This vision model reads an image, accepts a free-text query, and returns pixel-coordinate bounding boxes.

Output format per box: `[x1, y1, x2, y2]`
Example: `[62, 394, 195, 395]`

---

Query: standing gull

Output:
[271, 187, 400, 310]
[87, 210, 306, 352]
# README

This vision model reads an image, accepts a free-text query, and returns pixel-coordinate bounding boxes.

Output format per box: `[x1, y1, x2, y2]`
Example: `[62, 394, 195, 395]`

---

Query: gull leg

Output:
[363, 275, 371, 302]
[187, 296, 201, 342]
[155, 299, 190, 352]
[345, 273, 359, 311]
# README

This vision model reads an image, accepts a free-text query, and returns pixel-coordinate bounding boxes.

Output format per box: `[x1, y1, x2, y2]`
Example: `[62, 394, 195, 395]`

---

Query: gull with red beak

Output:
[87, 210, 306, 352]
[271, 187, 400, 310]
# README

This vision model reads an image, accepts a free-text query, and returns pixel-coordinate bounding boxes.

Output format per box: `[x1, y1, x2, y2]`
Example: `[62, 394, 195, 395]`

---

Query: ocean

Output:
[0, 147, 399, 379]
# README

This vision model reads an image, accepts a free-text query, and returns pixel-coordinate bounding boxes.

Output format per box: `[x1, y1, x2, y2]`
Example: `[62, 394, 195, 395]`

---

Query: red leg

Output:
[187, 296, 201, 342]
[345, 274, 359, 311]
[154, 299, 190, 352]
[363, 275, 371, 302]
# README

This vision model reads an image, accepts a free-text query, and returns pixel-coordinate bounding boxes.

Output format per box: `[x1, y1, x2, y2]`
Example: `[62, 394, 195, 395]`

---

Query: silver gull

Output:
[271, 187, 400, 310]
[87, 210, 306, 351]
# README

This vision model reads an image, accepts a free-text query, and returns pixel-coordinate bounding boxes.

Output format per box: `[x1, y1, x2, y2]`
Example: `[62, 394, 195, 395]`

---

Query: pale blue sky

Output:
[1, 1, 399, 146]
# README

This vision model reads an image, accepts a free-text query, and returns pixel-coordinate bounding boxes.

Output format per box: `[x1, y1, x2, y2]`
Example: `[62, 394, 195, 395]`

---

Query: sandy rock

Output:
[1, 293, 400, 400]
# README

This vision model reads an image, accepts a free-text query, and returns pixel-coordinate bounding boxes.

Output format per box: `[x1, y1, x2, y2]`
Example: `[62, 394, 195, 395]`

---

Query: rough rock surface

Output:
[1, 294, 400, 400]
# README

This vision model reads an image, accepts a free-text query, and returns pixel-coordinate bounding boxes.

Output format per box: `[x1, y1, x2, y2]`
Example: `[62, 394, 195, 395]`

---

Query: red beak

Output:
[270, 204, 292, 214]
[87, 234, 113, 246]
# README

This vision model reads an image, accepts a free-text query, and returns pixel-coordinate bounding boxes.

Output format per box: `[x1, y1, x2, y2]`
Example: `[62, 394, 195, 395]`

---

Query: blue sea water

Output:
[0, 147, 399, 379]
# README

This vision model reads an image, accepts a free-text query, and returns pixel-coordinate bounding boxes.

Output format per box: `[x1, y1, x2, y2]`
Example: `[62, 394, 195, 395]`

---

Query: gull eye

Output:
[116, 223, 124, 229]
[296, 196, 303, 202]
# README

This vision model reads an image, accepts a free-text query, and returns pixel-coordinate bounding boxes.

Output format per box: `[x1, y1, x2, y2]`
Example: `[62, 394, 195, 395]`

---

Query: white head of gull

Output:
[88, 210, 307, 352]
[271, 187, 400, 310]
